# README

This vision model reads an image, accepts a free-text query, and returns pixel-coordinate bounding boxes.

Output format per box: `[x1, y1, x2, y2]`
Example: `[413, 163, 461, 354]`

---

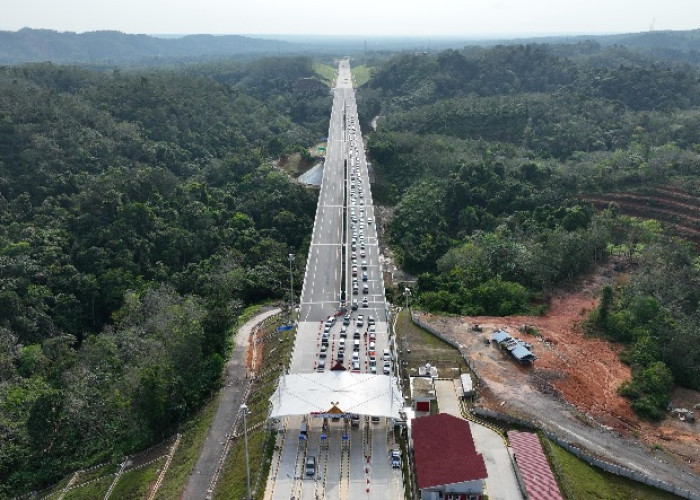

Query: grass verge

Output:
[153, 392, 220, 499]
[351, 65, 372, 87]
[111, 460, 163, 500]
[394, 308, 468, 396]
[61, 476, 111, 499]
[544, 438, 681, 499]
[214, 314, 296, 499]
[277, 152, 316, 178]
[313, 61, 337, 87]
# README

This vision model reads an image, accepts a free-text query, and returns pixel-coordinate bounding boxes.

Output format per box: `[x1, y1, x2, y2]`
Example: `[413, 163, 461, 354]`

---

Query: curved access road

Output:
[183, 307, 281, 500]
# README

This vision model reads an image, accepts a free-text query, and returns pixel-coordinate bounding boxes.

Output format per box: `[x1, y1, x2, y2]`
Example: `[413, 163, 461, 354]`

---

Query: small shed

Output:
[492, 330, 511, 344]
[410, 376, 435, 413]
[511, 345, 536, 364]
[461, 373, 475, 398]
[418, 363, 439, 378]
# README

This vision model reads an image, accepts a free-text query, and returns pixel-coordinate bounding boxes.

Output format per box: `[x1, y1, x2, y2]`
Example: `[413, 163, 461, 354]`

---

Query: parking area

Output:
[433, 379, 523, 500]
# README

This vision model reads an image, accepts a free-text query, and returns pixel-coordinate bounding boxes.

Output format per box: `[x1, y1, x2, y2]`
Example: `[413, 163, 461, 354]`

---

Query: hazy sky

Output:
[2, 0, 698, 37]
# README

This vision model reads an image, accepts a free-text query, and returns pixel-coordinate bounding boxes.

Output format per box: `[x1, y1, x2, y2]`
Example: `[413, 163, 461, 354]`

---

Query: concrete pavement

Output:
[433, 379, 523, 500]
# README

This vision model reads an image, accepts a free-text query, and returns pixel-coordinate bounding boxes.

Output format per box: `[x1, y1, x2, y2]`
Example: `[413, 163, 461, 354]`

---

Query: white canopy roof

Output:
[269, 372, 404, 420]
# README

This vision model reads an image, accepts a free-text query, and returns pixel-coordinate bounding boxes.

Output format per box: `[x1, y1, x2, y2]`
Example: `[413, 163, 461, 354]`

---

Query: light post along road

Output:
[264, 61, 404, 500]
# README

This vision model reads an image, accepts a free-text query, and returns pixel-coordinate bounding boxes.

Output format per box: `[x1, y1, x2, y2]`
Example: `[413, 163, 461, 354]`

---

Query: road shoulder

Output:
[182, 307, 282, 500]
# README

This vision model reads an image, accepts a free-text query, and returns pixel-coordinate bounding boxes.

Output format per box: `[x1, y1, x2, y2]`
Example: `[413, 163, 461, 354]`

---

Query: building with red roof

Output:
[508, 431, 563, 500]
[411, 413, 487, 500]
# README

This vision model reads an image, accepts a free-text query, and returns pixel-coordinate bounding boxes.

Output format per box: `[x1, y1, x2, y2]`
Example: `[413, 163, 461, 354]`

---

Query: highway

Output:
[264, 60, 403, 500]
[291, 60, 387, 375]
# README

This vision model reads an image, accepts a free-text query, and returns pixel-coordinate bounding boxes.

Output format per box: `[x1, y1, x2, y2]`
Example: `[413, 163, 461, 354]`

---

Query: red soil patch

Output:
[418, 257, 700, 474]
[247, 326, 265, 375]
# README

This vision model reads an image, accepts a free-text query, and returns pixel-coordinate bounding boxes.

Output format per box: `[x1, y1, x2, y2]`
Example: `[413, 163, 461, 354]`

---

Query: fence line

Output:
[411, 312, 700, 500]
[472, 407, 700, 500]
[410, 313, 485, 390]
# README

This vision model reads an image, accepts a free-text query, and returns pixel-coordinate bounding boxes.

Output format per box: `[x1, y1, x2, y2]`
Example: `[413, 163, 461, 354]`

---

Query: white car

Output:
[391, 449, 401, 468]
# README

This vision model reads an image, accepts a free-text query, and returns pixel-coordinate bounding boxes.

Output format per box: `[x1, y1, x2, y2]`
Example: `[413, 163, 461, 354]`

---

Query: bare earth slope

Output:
[417, 258, 700, 494]
[582, 185, 700, 249]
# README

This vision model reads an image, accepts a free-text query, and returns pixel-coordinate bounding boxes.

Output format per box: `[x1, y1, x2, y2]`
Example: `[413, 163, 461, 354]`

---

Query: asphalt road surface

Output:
[292, 59, 389, 375]
[183, 307, 281, 500]
[265, 60, 403, 500]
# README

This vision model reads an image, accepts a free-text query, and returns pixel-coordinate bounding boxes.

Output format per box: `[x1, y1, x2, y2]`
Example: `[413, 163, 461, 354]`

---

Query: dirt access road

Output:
[417, 258, 700, 495]
[182, 307, 281, 500]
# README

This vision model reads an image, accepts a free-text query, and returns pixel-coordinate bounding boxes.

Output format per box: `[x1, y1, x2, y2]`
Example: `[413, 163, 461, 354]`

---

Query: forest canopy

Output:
[360, 43, 700, 417]
[0, 57, 330, 495]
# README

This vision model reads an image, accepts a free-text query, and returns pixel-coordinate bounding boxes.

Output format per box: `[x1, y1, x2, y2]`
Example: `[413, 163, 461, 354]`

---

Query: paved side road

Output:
[183, 307, 282, 500]
[433, 379, 523, 500]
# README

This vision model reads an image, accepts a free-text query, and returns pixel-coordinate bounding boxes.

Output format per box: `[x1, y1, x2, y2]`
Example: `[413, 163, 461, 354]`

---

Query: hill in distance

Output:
[2, 27, 700, 65]
[0, 28, 293, 64]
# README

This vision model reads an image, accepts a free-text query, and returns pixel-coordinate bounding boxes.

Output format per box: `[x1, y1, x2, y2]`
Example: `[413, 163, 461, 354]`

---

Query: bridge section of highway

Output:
[263, 61, 405, 500]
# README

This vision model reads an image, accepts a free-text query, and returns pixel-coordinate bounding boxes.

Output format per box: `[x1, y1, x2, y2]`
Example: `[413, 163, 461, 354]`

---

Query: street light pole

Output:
[288, 253, 295, 323]
[240, 404, 251, 500]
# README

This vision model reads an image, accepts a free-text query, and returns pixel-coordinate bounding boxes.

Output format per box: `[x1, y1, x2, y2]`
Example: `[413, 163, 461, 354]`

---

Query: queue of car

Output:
[299, 96, 402, 482]
[315, 312, 391, 377]
[349, 155, 371, 304]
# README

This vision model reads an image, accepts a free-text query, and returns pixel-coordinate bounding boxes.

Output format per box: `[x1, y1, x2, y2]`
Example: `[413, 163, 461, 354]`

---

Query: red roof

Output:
[412, 413, 487, 489]
[508, 431, 563, 500]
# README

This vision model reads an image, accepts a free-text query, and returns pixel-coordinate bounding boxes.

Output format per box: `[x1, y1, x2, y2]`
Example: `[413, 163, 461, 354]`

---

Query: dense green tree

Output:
[362, 46, 700, 424]
[390, 181, 450, 272]
[0, 57, 323, 496]
[619, 361, 674, 420]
